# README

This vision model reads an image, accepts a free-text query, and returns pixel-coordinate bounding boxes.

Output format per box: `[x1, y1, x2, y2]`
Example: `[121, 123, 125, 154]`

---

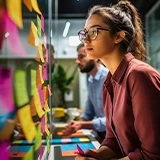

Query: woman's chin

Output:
[87, 53, 96, 59]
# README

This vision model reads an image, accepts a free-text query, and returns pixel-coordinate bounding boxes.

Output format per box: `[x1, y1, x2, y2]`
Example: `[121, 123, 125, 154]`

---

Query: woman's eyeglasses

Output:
[78, 27, 110, 43]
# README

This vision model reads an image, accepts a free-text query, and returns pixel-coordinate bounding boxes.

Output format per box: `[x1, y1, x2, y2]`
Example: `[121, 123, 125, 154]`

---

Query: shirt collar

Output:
[104, 53, 134, 85]
[88, 65, 105, 83]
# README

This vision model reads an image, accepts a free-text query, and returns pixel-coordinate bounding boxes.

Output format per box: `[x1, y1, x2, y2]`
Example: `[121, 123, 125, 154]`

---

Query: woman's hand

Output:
[75, 149, 99, 160]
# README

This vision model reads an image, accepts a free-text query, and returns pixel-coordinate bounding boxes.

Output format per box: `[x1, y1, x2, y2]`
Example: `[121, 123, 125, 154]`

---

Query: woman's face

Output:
[84, 14, 116, 59]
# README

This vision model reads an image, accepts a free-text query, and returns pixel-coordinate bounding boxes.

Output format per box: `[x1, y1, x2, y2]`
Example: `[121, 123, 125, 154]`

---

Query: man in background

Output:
[63, 43, 108, 140]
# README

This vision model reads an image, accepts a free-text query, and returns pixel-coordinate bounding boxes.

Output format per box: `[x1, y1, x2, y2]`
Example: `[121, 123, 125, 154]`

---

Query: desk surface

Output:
[48, 129, 100, 160]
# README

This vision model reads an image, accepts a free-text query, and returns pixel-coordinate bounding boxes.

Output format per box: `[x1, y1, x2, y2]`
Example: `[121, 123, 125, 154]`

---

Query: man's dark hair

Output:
[77, 43, 84, 51]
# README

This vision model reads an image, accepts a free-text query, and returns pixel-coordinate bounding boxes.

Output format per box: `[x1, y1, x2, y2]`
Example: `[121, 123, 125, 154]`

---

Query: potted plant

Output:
[52, 64, 77, 108]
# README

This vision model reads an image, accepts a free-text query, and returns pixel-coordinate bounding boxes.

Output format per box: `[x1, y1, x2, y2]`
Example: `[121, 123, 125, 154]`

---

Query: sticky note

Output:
[41, 115, 45, 134]
[33, 89, 45, 118]
[30, 69, 37, 96]
[30, 97, 37, 116]
[43, 86, 48, 102]
[37, 15, 41, 37]
[35, 124, 42, 151]
[6, 0, 23, 28]
[17, 104, 37, 142]
[23, 0, 32, 12]
[31, 0, 41, 15]
[41, 15, 44, 32]
[46, 135, 50, 153]
[0, 141, 9, 160]
[44, 101, 50, 112]
[79, 138, 90, 142]
[38, 42, 45, 63]
[36, 68, 42, 88]
[43, 34, 47, 49]
[28, 21, 38, 47]
[4, 11, 26, 56]
[45, 124, 50, 136]
[23, 146, 34, 160]
[47, 84, 52, 96]
[39, 65, 44, 84]
[38, 87, 44, 108]
[14, 69, 29, 107]
[0, 68, 15, 113]
[42, 64, 48, 81]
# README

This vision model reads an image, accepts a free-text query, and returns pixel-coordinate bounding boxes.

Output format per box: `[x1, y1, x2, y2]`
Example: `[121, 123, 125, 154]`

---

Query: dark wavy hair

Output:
[87, 0, 146, 61]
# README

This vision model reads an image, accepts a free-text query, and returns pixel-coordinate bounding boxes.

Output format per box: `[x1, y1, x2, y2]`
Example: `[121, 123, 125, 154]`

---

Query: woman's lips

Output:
[85, 47, 93, 51]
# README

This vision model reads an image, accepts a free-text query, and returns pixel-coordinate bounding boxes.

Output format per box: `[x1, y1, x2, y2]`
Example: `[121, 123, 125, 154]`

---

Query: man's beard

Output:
[80, 60, 95, 73]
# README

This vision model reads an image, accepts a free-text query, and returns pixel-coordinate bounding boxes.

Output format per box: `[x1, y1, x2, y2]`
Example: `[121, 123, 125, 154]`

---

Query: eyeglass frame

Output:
[78, 27, 110, 43]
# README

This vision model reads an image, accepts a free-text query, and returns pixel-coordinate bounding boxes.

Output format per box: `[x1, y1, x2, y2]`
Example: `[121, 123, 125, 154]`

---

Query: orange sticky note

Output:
[39, 65, 44, 84]
[6, 0, 23, 28]
[36, 68, 42, 88]
[23, 0, 32, 12]
[44, 101, 50, 112]
[44, 86, 49, 102]
[28, 21, 38, 47]
[33, 89, 45, 118]
[48, 84, 52, 96]
[31, 0, 41, 15]
[17, 104, 37, 142]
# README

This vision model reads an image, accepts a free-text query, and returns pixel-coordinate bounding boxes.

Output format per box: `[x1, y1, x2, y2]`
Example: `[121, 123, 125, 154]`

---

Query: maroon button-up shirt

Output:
[101, 53, 160, 160]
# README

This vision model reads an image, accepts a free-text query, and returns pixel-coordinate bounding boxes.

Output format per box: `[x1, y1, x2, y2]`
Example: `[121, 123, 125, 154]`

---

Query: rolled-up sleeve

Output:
[92, 117, 106, 132]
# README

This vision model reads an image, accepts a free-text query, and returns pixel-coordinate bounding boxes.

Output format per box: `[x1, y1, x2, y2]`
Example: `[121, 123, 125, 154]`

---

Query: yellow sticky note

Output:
[44, 101, 50, 112]
[31, 69, 37, 96]
[38, 42, 44, 63]
[35, 124, 42, 151]
[18, 104, 37, 142]
[33, 89, 45, 118]
[79, 138, 90, 142]
[28, 21, 38, 47]
[45, 112, 48, 124]
[14, 69, 29, 107]
[6, 0, 23, 28]
[39, 65, 44, 84]
[23, 146, 34, 160]
[45, 124, 50, 136]
[23, 0, 32, 12]
[31, 0, 41, 15]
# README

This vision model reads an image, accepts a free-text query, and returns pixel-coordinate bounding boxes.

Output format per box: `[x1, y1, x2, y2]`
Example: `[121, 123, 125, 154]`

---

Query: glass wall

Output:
[146, 0, 160, 71]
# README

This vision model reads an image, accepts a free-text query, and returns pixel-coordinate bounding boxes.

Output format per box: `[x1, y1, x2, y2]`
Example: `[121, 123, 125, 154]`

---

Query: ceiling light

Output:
[63, 22, 70, 37]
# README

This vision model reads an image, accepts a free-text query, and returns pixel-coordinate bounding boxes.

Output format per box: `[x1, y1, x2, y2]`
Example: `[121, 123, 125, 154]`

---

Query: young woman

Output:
[76, 0, 160, 160]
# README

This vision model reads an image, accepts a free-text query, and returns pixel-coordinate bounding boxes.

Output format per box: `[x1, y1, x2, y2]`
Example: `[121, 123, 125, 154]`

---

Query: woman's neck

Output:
[100, 51, 124, 75]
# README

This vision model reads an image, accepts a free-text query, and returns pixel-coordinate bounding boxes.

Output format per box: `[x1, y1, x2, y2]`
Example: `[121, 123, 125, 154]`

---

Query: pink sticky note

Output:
[39, 144, 43, 160]
[38, 88, 45, 108]
[4, 10, 26, 56]
[0, 141, 10, 160]
[76, 144, 84, 155]
[47, 85, 52, 96]
[42, 64, 48, 81]
[45, 48, 48, 63]
[0, 10, 5, 50]
[41, 115, 45, 134]
[0, 68, 15, 113]
[43, 33, 47, 48]
[61, 138, 71, 143]
[41, 15, 44, 32]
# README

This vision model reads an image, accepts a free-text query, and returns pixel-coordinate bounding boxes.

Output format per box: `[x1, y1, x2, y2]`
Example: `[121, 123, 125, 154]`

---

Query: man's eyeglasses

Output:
[78, 27, 110, 43]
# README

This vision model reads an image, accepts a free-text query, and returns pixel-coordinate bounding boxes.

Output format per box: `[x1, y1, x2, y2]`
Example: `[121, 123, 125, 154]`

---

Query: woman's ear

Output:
[114, 31, 125, 44]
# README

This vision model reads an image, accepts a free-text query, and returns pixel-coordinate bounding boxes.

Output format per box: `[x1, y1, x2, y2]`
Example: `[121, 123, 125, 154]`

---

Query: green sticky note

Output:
[31, 69, 37, 96]
[37, 15, 41, 37]
[14, 69, 29, 107]
[23, 147, 34, 160]
[46, 135, 50, 153]
[35, 124, 42, 151]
